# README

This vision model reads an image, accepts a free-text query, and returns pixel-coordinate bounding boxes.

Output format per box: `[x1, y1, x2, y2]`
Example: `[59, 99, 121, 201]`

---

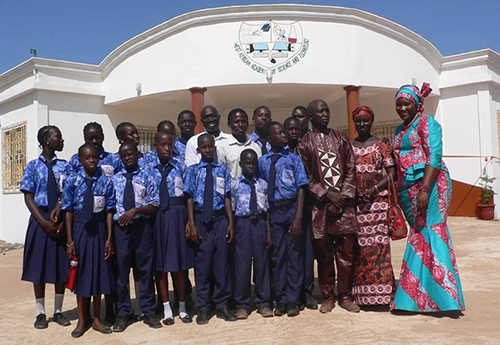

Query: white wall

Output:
[103, 20, 439, 105]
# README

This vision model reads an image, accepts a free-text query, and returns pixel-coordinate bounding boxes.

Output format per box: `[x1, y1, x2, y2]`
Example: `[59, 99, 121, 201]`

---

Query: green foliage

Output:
[478, 174, 497, 204]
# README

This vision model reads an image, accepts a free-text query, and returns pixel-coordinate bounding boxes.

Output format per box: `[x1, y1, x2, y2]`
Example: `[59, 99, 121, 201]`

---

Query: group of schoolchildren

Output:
[20, 105, 329, 338]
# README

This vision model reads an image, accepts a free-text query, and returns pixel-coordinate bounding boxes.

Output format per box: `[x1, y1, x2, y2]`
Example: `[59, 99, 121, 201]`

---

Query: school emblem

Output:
[234, 20, 309, 77]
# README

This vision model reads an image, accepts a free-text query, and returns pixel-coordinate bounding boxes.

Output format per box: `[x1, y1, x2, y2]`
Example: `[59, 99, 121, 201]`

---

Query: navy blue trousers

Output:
[234, 215, 271, 309]
[114, 219, 155, 317]
[193, 214, 232, 311]
[302, 210, 315, 298]
[269, 202, 304, 306]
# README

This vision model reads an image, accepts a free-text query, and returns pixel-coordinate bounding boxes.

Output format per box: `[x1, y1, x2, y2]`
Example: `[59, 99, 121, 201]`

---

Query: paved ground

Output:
[0, 217, 499, 345]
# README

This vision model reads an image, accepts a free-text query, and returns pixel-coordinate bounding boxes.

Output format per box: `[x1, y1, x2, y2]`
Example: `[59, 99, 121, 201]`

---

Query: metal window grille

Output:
[2, 121, 27, 193]
[138, 127, 156, 153]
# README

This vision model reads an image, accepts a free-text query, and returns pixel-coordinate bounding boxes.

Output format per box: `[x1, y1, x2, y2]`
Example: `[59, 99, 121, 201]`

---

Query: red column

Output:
[344, 85, 361, 140]
[189, 87, 207, 134]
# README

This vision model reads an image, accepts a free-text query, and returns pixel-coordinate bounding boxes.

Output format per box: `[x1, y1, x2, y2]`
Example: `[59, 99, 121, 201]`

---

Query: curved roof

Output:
[99, 4, 443, 78]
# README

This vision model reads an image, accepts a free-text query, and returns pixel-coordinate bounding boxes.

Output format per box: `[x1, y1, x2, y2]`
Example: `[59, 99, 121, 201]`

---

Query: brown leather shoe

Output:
[339, 296, 360, 313]
[235, 308, 248, 320]
[257, 307, 273, 318]
[319, 297, 336, 313]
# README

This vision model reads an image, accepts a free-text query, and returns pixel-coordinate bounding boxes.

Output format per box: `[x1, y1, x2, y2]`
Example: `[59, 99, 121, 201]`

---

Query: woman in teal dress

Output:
[391, 83, 465, 313]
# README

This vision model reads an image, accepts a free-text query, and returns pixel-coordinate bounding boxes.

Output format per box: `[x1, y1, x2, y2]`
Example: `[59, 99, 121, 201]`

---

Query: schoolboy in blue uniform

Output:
[63, 144, 116, 338]
[231, 149, 273, 319]
[184, 134, 237, 325]
[258, 121, 308, 317]
[21, 125, 70, 329]
[111, 141, 162, 331]
[176, 110, 197, 163]
[66, 122, 122, 177]
[147, 132, 194, 325]
[284, 116, 318, 310]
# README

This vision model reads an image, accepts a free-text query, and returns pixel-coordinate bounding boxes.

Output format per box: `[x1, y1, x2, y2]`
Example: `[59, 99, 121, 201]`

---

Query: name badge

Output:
[94, 196, 105, 213]
[174, 176, 184, 197]
[100, 165, 115, 177]
[282, 168, 295, 184]
[216, 177, 225, 195]
[134, 183, 146, 204]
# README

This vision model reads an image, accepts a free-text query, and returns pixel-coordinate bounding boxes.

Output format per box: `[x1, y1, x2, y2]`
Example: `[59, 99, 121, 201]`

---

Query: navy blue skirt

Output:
[22, 207, 68, 284]
[154, 197, 194, 273]
[73, 211, 116, 297]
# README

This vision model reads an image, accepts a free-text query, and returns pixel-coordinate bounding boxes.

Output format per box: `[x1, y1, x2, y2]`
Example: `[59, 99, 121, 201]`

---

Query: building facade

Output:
[1, 4, 499, 242]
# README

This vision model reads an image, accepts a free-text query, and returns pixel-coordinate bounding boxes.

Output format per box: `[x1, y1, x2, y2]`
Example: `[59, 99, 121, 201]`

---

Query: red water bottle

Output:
[66, 256, 78, 292]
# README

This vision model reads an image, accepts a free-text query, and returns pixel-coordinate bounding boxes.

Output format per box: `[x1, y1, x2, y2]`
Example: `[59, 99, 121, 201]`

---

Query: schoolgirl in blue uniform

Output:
[111, 140, 162, 332]
[63, 144, 116, 337]
[231, 149, 273, 319]
[20, 125, 71, 329]
[258, 121, 309, 317]
[147, 132, 194, 325]
[112, 122, 150, 169]
[66, 122, 122, 177]
[184, 133, 237, 325]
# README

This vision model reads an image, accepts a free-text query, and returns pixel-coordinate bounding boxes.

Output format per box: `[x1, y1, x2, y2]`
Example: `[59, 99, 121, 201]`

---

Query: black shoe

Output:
[287, 303, 300, 317]
[71, 324, 91, 338]
[304, 294, 319, 310]
[274, 303, 287, 317]
[163, 317, 174, 326]
[180, 313, 193, 323]
[196, 309, 209, 325]
[143, 315, 162, 329]
[112, 316, 129, 333]
[92, 324, 112, 334]
[34, 314, 48, 329]
[134, 313, 144, 322]
[53, 312, 71, 326]
[216, 306, 237, 322]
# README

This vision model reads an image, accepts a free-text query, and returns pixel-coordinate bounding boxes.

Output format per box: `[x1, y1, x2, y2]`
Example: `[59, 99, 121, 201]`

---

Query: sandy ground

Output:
[0, 217, 499, 345]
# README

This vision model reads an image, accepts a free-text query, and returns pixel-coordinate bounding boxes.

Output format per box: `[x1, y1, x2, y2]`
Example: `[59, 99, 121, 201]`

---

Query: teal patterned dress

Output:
[391, 115, 465, 312]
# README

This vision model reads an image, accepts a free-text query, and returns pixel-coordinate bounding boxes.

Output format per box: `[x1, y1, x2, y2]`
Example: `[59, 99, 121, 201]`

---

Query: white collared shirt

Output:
[184, 130, 230, 167]
[216, 134, 261, 177]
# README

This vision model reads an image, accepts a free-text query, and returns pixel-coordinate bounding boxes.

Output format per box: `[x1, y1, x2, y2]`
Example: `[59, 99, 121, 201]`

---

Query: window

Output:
[2, 121, 27, 193]
[137, 127, 156, 153]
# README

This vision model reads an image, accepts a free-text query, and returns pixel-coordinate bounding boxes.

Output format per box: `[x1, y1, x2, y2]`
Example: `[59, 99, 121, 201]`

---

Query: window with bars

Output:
[337, 120, 401, 140]
[2, 121, 27, 193]
[138, 127, 156, 153]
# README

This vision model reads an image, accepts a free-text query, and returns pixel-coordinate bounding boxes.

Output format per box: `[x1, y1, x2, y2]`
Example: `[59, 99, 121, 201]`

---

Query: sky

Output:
[1, 0, 499, 74]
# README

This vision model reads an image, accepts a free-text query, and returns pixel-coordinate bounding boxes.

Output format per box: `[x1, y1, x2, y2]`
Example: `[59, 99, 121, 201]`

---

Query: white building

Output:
[1, 4, 499, 243]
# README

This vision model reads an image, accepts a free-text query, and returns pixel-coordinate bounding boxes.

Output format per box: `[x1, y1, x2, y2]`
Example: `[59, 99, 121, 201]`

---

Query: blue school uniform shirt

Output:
[183, 160, 231, 212]
[249, 131, 272, 154]
[146, 154, 186, 198]
[174, 137, 188, 162]
[66, 148, 121, 177]
[111, 167, 159, 221]
[20, 155, 67, 208]
[231, 175, 269, 217]
[258, 149, 309, 202]
[61, 169, 115, 213]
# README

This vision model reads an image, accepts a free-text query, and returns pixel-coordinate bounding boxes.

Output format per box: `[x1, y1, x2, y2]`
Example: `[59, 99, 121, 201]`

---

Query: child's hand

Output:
[188, 223, 201, 244]
[50, 203, 61, 223]
[289, 216, 302, 239]
[42, 220, 59, 239]
[67, 243, 76, 259]
[104, 239, 114, 260]
[326, 191, 345, 209]
[266, 232, 272, 250]
[226, 223, 234, 244]
[119, 208, 137, 226]
[56, 222, 66, 238]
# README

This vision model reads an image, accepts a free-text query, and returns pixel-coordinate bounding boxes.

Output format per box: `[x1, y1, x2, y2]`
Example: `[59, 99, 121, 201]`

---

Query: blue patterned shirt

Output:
[66, 148, 122, 177]
[249, 131, 272, 154]
[258, 149, 309, 202]
[174, 137, 188, 163]
[231, 176, 269, 217]
[20, 155, 68, 208]
[111, 167, 159, 221]
[61, 170, 115, 213]
[184, 160, 231, 212]
[146, 155, 186, 198]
